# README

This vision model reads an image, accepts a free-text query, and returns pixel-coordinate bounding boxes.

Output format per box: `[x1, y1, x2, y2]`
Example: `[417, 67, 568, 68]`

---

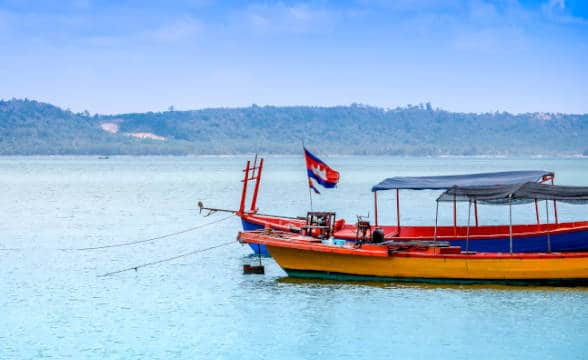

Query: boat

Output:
[201, 156, 588, 254]
[238, 229, 588, 285]
[238, 182, 588, 285]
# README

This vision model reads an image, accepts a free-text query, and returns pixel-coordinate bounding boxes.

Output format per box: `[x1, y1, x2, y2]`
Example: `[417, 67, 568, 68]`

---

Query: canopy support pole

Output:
[434, 201, 439, 241]
[509, 197, 513, 254]
[474, 200, 479, 227]
[453, 194, 457, 236]
[551, 178, 559, 224]
[553, 200, 559, 224]
[396, 189, 400, 232]
[534, 199, 540, 225]
[466, 200, 471, 252]
[545, 199, 552, 253]
[374, 192, 378, 227]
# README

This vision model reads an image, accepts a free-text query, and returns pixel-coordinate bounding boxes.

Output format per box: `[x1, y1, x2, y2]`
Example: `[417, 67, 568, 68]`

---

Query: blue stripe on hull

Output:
[241, 219, 269, 255]
[242, 217, 588, 253]
[450, 230, 588, 252]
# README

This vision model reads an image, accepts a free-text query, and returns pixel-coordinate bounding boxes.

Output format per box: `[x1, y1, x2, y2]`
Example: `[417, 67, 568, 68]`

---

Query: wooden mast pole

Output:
[239, 160, 251, 215]
[250, 158, 263, 212]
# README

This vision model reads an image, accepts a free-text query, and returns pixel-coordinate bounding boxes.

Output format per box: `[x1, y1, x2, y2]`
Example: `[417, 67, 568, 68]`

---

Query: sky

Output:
[0, 0, 587, 114]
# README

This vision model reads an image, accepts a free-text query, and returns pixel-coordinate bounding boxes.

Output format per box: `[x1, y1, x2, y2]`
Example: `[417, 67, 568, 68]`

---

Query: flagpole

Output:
[308, 184, 314, 212]
[302, 139, 313, 212]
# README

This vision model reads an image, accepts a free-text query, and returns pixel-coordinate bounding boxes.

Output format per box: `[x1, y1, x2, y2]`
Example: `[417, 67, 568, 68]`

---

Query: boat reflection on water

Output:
[276, 273, 588, 291]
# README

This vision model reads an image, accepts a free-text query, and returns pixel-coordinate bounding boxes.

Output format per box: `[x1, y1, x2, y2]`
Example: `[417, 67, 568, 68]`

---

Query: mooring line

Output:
[97, 240, 236, 277]
[63, 214, 235, 251]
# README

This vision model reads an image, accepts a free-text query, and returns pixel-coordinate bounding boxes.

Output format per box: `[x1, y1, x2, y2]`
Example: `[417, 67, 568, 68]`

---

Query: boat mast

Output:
[238, 160, 251, 215]
[250, 156, 263, 212]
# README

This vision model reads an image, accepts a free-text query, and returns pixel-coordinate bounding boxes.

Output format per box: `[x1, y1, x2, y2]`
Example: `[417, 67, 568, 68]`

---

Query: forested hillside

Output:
[1, 99, 587, 156]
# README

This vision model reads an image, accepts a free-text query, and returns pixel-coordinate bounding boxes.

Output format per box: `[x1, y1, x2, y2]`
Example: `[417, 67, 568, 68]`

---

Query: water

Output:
[1, 156, 587, 359]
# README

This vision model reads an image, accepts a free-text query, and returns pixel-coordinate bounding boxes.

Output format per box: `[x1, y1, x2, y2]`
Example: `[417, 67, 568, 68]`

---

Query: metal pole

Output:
[551, 178, 559, 224]
[396, 189, 401, 231]
[509, 197, 513, 254]
[308, 182, 313, 212]
[302, 141, 312, 212]
[534, 199, 540, 225]
[466, 200, 471, 252]
[434, 201, 439, 241]
[453, 194, 457, 236]
[374, 192, 378, 227]
[474, 200, 479, 227]
[545, 199, 551, 253]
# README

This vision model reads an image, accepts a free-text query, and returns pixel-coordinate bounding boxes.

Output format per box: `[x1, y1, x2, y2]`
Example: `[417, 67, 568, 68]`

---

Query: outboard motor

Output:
[372, 227, 385, 243]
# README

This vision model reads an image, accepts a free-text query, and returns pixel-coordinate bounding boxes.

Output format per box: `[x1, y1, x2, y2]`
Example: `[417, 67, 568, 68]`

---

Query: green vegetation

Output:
[1, 99, 587, 155]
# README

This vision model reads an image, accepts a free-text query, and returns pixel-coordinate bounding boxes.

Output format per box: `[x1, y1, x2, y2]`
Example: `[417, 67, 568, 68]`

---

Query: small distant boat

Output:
[98, 156, 110, 160]
[238, 229, 588, 285]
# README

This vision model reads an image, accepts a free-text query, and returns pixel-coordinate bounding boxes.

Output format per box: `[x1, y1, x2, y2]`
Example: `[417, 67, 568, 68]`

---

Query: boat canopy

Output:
[371, 170, 553, 192]
[437, 182, 588, 205]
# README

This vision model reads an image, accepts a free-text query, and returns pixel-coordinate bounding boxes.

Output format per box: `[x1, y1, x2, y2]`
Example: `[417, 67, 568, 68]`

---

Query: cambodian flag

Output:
[304, 147, 340, 190]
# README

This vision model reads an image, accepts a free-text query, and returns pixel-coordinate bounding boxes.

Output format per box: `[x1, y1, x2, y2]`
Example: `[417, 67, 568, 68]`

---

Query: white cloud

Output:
[149, 17, 203, 42]
[241, 2, 339, 34]
[541, 0, 588, 24]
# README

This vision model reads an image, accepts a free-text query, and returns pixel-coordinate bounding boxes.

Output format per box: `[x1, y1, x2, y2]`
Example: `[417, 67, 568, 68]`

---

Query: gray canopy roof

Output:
[437, 182, 588, 205]
[371, 170, 553, 192]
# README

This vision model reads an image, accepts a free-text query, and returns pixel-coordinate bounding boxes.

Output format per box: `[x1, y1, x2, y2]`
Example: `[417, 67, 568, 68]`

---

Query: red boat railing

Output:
[238, 155, 264, 215]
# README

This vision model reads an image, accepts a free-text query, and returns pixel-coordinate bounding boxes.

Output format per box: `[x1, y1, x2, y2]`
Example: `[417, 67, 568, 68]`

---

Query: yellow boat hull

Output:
[266, 246, 588, 284]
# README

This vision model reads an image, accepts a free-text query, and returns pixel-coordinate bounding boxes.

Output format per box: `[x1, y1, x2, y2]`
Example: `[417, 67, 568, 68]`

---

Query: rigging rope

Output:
[64, 214, 235, 251]
[97, 240, 236, 277]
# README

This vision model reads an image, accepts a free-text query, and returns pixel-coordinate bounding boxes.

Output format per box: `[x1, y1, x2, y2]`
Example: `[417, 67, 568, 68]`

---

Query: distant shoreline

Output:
[1, 154, 586, 159]
[3, 99, 588, 157]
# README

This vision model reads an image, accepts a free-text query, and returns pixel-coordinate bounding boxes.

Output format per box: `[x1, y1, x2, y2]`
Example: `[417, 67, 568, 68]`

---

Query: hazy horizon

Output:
[4, 97, 588, 116]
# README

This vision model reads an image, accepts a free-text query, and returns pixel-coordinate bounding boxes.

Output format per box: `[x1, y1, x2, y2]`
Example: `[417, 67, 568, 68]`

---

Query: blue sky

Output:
[0, 0, 587, 114]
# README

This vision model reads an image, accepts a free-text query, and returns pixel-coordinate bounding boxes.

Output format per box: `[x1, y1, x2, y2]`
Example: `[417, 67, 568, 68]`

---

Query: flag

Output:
[304, 147, 340, 190]
[309, 178, 320, 194]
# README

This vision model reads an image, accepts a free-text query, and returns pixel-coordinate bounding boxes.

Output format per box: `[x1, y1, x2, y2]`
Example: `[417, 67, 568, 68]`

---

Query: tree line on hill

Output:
[1, 98, 587, 156]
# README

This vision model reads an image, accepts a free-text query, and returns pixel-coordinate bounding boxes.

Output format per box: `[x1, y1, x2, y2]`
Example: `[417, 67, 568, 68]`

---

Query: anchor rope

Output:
[97, 240, 236, 277]
[64, 214, 235, 251]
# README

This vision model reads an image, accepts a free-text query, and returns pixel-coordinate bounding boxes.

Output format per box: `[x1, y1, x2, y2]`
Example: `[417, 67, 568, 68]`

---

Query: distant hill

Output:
[1, 98, 587, 156]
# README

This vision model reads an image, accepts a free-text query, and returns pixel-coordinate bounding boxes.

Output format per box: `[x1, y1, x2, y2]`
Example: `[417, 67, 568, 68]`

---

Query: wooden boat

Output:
[238, 230, 588, 285]
[202, 157, 588, 255]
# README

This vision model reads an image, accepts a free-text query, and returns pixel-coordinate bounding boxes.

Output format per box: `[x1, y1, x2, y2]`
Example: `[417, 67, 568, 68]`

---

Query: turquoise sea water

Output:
[1, 156, 588, 359]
